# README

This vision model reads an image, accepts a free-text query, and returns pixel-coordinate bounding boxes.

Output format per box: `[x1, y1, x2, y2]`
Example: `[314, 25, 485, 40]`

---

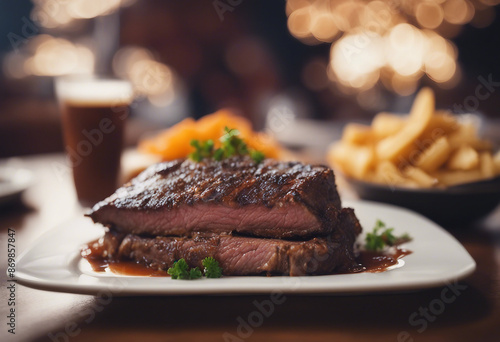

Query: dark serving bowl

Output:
[345, 175, 500, 226]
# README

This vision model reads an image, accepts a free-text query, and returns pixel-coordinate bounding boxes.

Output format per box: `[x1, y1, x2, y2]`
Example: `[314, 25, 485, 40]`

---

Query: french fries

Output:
[447, 145, 479, 171]
[415, 137, 451, 172]
[376, 88, 435, 162]
[328, 143, 374, 179]
[403, 166, 437, 188]
[341, 124, 373, 145]
[327, 87, 500, 188]
[372, 113, 405, 139]
[374, 161, 414, 187]
[480, 152, 495, 178]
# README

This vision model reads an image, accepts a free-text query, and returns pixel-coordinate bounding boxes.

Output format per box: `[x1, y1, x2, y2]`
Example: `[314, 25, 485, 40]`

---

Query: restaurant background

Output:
[1, 2, 500, 342]
[0, 0, 499, 158]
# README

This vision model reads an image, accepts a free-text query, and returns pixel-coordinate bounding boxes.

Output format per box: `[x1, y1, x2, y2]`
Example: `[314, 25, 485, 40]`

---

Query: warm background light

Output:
[112, 46, 178, 107]
[31, 0, 136, 28]
[3, 0, 498, 106]
[3, 34, 94, 78]
[2, 0, 178, 108]
[287, 0, 499, 94]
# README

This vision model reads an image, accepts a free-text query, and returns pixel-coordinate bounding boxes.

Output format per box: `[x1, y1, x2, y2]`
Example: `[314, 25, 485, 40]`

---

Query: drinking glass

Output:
[55, 76, 133, 207]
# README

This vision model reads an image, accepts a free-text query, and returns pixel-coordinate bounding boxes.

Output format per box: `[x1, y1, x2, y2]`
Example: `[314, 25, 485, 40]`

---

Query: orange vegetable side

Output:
[138, 109, 282, 160]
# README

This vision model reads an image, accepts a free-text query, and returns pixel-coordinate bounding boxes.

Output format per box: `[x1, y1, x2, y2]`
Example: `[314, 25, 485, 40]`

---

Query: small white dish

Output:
[14, 200, 476, 296]
[0, 167, 33, 205]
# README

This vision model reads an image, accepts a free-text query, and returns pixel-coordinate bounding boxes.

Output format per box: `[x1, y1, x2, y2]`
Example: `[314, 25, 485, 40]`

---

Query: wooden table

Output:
[1, 154, 499, 342]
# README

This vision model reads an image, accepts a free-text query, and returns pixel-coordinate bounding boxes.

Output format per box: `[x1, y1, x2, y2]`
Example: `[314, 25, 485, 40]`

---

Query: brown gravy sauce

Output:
[81, 240, 167, 277]
[356, 248, 412, 273]
[81, 240, 412, 277]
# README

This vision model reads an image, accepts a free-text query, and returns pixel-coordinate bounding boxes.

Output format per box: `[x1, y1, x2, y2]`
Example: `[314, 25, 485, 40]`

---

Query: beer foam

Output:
[56, 77, 134, 107]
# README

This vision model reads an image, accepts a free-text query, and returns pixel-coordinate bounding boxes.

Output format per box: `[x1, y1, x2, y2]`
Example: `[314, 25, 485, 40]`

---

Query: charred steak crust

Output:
[95, 157, 342, 210]
[88, 157, 344, 239]
[99, 208, 362, 276]
[86, 157, 363, 276]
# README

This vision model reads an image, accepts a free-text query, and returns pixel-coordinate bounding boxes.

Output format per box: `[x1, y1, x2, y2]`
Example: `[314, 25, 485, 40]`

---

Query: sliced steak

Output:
[99, 209, 362, 276]
[88, 157, 343, 239]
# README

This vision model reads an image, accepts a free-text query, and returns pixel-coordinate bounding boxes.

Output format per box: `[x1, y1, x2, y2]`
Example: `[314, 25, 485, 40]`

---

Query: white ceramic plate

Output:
[0, 167, 33, 205]
[14, 200, 475, 296]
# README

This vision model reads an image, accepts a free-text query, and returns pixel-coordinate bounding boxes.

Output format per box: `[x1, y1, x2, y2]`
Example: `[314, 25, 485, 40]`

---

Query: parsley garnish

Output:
[365, 220, 412, 251]
[202, 257, 223, 278]
[189, 127, 265, 164]
[189, 267, 203, 279]
[250, 150, 265, 164]
[167, 259, 190, 279]
[189, 139, 214, 162]
[167, 257, 223, 280]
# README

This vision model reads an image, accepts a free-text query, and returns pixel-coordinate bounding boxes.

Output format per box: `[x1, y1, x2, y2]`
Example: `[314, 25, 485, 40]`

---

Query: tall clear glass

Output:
[55, 76, 133, 207]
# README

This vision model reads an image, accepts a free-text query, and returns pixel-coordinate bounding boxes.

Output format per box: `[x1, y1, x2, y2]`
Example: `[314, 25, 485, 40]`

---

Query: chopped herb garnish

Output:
[189, 126, 265, 164]
[365, 219, 412, 251]
[167, 259, 190, 279]
[220, 127, 241, 143]
[202, 257, 223, 278]
[219, 127, 247, 157]
[167, 257, 222, 280]
[250, 150, 265, 164]
[394, 233, 413, 246]
[189, 139, 215, 162]
[189, 267, 203, 279]
[213, 147, 224, 161]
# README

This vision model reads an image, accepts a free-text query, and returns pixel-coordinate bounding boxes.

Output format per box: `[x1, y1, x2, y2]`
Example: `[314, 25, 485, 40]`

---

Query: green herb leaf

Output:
[202, 257, 223, 278]
[189, 267, 203, 279]
[365, 220, 412, 251]
[189, 151, 201, 162]
[220, 127, 240, 142]
[381, 228, 396, 245]
[168, 258, 223, 280]
[213, 148, 224, 161]
[224, 142, 236, 158]
[239, 142, 249, 155]
[394, 233, 412, 245]
[189, 139, 215, 162]
[188, 126, 265, 164]
[167, 259, 190, 279]
[250, 150, 265, 164]
[190, 140, 200, 149]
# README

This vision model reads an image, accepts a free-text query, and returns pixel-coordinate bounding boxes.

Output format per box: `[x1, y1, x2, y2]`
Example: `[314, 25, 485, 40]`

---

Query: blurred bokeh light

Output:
[287, 0, 500, 93]
[113, 46, 178, 107]
[3, 34, 94, 77]
[30, 0, 136, 28]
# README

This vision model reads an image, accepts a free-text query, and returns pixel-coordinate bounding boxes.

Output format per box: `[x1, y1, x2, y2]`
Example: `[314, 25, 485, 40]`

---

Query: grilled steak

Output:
[89, 157, 343, 239]
[86, 157, 363, 276]
[97, 208, 362, 276]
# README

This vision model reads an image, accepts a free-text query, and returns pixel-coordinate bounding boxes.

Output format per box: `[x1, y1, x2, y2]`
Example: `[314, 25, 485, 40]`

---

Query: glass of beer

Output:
[55, 76, 133, 207]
